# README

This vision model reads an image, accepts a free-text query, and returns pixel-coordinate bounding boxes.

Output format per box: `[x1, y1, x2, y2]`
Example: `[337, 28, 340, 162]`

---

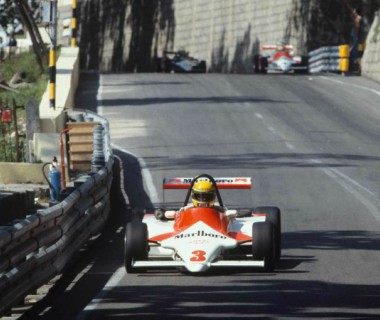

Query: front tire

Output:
[252, 222, 276, 272]
[255, 206, 281, 261]
[124, 222, 148, 273]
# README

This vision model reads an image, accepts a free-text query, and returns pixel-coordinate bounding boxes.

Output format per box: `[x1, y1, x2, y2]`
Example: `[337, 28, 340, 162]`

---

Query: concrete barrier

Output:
[31, 46, 80, 164]
[0, 163, 46, 184]
[0, 189, 36, 225]
[38, 46, 80, 134]
[362, 11, 380, 83]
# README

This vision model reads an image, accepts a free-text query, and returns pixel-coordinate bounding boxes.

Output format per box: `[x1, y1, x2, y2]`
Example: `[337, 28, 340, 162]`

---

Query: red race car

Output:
[124, 174, 282, 274]
[254, 45, 308, 74]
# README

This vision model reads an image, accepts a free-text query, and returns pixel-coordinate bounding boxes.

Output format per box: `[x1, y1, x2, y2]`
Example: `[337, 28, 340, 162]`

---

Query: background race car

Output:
[157, 50, 207, 73]
[254, 45, 308, 74]
[124, 174, 282, 274]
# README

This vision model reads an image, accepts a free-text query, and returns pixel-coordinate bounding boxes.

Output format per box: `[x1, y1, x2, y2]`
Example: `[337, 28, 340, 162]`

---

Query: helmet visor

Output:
[192, 191, 215, 203]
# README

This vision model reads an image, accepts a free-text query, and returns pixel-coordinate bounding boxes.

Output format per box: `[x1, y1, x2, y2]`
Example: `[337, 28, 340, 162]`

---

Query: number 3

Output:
[190, 250, 206, 261]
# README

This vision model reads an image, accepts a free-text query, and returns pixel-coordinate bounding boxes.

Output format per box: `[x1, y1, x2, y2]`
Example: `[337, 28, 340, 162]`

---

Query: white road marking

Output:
[310, 159, 380, 221]
[255, 112, 264, 119]
[114, 155, 129, 203]
[284, 142, 296, 150]
[320, 76, 380, 97]
[112, 143, 159, 204]
[257, 108, 380, 221]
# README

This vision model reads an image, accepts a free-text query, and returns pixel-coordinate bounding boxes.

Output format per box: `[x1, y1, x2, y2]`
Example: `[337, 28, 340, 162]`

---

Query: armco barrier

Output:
[308, 45, 350, 73]
[0, 109, 113, 315]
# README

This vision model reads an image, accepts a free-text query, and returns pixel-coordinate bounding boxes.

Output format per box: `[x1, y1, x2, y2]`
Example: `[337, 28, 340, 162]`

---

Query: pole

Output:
[12, 99, 20, 162]
[60, 127, 72, 190]
[49, 0, 58, 109]
[71, 0, 77, 47]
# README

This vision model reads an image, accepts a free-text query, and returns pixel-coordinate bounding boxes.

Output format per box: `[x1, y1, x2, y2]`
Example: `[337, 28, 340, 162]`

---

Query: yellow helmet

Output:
[191, 180, 216, 207]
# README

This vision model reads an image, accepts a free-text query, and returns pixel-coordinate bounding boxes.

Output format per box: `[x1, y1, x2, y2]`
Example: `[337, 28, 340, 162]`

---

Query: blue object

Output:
[49, 167, 61, 202]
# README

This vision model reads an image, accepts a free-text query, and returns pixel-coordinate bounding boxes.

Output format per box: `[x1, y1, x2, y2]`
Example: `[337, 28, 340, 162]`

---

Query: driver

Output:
[178, 180, 225, 213]
[191, 180, 216, 207]
[154, 179, 225, 220]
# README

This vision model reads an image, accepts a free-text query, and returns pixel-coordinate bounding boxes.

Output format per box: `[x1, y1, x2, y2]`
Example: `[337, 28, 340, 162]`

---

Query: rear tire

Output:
[199, 60, 207, 73]
[254, 55, 260, 73]
[255, 206, 281, 261]
[260, 57, 268, 73]
[252, 222, 275, 272]
[295, 55, 308, 74]
[124, 222, 148, 273]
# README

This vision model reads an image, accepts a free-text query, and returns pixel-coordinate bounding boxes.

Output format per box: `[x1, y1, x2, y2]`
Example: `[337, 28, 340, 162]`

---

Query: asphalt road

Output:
[23, 72, 380, 319]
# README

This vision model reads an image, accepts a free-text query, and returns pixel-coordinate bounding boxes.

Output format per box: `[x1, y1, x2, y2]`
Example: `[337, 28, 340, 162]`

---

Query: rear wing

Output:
[261, 44, 294, 51]
[163, 177, 252, 190]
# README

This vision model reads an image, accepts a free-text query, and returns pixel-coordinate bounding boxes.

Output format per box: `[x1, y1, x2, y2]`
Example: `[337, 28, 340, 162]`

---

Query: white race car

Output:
[158, 50, 207, 73]
[124, 174, 281, 274]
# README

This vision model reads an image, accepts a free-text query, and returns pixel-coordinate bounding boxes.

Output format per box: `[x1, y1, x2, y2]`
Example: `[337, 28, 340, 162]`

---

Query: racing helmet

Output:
[191, 180, 216, 207]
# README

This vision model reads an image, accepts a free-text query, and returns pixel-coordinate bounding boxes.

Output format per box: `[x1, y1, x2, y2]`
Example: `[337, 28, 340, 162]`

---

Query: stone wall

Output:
[78, 0, 306, 73]
[361, 11, 380, 83]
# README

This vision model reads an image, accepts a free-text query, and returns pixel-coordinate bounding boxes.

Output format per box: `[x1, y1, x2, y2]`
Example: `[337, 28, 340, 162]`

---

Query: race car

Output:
[124, 173, 281, 274]
[157, 50, 207, 73]
[254, 45, 308, 74]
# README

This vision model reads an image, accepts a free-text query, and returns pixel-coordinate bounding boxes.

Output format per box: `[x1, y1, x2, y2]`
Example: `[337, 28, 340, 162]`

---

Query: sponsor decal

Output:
[188, 239, 210, 245]
[175, 230, 227, 239]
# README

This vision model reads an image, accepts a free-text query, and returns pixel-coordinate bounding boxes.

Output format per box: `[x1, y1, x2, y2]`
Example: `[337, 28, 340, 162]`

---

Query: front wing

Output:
[132, 259, 264, 269]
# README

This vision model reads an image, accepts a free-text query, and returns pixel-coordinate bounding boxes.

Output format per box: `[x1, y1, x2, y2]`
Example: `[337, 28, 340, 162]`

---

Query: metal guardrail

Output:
[0, 109, 113, 316]
[308, 45, 350, 73]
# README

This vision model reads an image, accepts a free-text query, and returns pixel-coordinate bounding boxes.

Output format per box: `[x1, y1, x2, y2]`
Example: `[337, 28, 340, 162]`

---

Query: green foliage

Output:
[0, 50, 49, 106]
[0, 50, 49, 162]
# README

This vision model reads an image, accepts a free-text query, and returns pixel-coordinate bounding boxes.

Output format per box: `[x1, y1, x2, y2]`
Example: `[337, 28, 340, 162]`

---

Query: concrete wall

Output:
[361, 11, 380, 83]
[79, 0, 307, 73]
[77, 0, 380, 81]
[0, 163, 46, 184]
[163, 0, 304, 73]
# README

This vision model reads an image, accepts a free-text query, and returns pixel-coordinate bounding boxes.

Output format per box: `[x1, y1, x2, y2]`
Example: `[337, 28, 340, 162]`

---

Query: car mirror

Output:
[165, 210, 176, 219]
[225, 209, 237, 217]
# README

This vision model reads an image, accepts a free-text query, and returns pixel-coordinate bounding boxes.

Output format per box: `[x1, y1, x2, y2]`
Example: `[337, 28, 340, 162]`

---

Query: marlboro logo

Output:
[175, 230, 227, 239]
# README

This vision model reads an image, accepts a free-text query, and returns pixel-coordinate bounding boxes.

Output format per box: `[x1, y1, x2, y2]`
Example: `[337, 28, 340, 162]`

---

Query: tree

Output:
[0, 0, 47, 72]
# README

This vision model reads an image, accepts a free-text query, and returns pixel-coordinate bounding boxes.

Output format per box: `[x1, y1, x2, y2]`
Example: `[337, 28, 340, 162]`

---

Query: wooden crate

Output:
[67, 121, 100, 171]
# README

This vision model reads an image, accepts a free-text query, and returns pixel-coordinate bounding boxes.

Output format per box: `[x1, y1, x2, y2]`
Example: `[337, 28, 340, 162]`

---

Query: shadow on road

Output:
[77, 279, 380, 319]
[19, 155, 139, 319]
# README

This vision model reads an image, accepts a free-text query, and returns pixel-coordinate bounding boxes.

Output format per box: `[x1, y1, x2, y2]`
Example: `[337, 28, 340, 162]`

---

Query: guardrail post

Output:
[339, 44, 350, 75]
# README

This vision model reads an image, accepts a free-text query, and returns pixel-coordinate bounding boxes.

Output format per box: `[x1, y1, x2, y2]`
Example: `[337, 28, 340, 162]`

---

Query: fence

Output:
[0, 109, 113, 315]
[308, 45, 350, 74]
[0, 98, 26, 163]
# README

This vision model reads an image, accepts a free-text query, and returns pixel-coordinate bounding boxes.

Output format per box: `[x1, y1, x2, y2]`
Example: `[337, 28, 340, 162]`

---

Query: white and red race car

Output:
[254, 45, 308, 74]
[124, 174, 281, 274]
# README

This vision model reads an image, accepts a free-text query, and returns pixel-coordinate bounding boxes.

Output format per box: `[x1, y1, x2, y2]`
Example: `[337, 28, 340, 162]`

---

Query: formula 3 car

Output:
[254, 45, 308, 74]
[124, 174, 281, 274]
[157, 50, 207, 73]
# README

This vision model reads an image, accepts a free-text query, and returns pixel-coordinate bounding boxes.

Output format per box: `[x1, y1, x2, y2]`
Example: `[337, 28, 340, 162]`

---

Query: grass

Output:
[0, 49, 50, 162]
[0, 50, 49, 106]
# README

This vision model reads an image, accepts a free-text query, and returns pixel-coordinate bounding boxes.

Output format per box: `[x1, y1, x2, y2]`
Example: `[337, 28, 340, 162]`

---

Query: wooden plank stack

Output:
[67, 122, 100, 171]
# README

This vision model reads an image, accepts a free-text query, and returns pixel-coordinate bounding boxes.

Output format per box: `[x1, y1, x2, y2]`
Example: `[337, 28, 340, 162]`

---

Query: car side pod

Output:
[252, 221, 276, 272]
